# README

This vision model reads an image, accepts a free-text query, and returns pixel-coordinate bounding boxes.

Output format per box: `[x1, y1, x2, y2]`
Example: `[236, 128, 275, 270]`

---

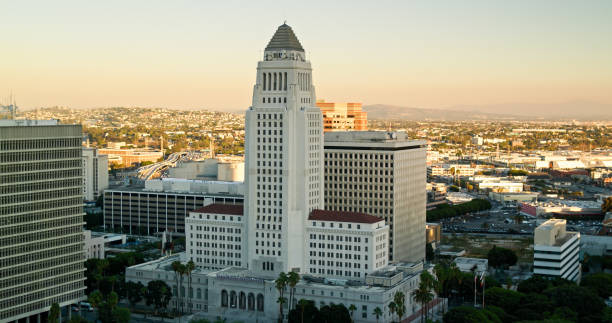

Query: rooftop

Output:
[0, 119, 58, 127]
[265, 24, 304, 52]
[309, 209, 383, 224]
[192, 204, 243, 216]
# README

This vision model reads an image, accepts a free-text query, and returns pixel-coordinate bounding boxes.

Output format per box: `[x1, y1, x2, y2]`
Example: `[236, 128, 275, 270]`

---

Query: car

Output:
[71, 305, 79, 312]
[79, 302, 94, 312]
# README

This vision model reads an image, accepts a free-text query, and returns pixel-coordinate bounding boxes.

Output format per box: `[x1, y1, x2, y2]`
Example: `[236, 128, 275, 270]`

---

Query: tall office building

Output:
[82, 147, 109, 201]
[324, 131, 427, 262]
[0, 120, 86, 322]
[316, 100, 367, 132]
[245, 23, 324, 276]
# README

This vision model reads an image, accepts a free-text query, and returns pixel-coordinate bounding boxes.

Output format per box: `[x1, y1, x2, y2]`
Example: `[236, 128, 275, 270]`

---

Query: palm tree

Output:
[412, 281, 434, 323]
[388, 301, 397, 323]
[348, 304, 357, 322]
[433, 264, 447, 314]
[171, 261, 182, 314]
[287, 271, 300, 310]
[275, 272, 288, 322]
[297, 299, 309, 323]
[186, 260, 195, 313]
[276, 297, 287, 323]
[372, 307, 383, 323]
[393, 291, 406, 322]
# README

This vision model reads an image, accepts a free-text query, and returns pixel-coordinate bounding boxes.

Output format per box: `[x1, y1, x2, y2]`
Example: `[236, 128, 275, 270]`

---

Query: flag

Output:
[480, 271, 486, 287]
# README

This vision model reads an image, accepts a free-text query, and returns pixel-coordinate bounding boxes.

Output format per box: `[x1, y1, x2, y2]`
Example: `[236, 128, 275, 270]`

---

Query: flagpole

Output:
[482, 277, 485, 308]
[474, 273, 477, 307]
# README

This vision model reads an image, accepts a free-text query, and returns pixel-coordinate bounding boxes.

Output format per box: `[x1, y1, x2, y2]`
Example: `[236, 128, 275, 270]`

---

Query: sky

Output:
[1, 0, 611, 112]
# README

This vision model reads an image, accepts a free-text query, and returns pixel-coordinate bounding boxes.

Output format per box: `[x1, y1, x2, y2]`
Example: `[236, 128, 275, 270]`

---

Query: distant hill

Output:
[362, 104, 517, 121]
[364, 100, 612, 121]
[445, 100, 612, 120]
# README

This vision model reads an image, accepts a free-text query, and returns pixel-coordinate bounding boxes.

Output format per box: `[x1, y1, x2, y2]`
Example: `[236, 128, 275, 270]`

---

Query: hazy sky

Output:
[1, 0, 611, 112]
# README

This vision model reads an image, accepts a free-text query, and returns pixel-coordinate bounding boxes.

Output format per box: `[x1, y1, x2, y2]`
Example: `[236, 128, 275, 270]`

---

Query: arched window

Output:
[267, 73, 271, 91]
[278, 73, 282, 92]
[273, 73, 277, 91]
[263, 73, 267, 91]
[221, 290, 228, 307]
[248, 293, 255, 311]
[284, 72, 288, 90]
[263, 98, 265, 103]
[197, 288, 202, 299]
[273, 98, 276, 103]
[257, 293, 264, 312]
[239, 292, 246, 309]
[230, 291, 237, 308]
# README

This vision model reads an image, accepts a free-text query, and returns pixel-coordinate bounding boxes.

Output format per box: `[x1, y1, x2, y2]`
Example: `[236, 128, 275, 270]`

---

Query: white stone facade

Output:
[305, 210, 388, 280]
[534, 219, 581, 282]
[186, 204, 246, 269]
[245, 24, 323, 276]
[84, 230, 105, 259]
[82, 147, 108, 201]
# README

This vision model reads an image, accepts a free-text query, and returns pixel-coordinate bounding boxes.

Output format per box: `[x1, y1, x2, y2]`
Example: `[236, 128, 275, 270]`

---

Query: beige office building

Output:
[324, 131, 427, 263]
[0, 120, 86, 322]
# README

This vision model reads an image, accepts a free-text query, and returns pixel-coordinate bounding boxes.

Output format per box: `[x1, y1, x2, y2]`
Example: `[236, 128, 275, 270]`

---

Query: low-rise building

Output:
[306, 210, 389, 280]
[534, 219, 581, 282]
[453, 257, 488, 273]
[426, 223, 441, 245]
[103, 179, 244, 235]
[489, 192, 539, 204]
[186, 204, 246, 269]
[84, 230, 105, 259]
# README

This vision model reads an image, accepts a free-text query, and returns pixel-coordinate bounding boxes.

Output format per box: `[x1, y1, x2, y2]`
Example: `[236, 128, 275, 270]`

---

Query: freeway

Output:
[136, 151, 204, 180]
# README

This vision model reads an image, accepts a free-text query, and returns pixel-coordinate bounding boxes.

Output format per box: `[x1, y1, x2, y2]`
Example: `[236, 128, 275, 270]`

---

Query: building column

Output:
[37, 313, 41, 323]
[68, 305, 72, 320]
[26, 316, 30, 323]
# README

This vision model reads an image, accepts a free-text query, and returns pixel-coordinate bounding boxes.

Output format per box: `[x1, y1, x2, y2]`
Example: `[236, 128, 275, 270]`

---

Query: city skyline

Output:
[2, 0, 611, 114]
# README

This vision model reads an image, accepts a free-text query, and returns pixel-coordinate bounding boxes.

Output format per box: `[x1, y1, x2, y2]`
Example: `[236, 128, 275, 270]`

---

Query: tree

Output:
[426, 243, 435, 261]
[487, 246, 517, 268]
[287, 271, 300, 310]
[171, 261, 186, 314]
[275, 272, 288, 322]
[112, 307, 131, 323]
[601, 196, 612, 213]
[49, 303, 60, 323]
[484, 287, 522, 313]
[288, 299, 318, 323]
[125, 281, 145, 308]
[348, 304, 357, 322]
[544, 285, 606, 323]
[443, 306, 495, 323]
[372, 307, 383, 323]
[388, 301, 397, 323]
[146, 280, 172, 316]
[318, 304, 351, 323]
[581, 273, 612, 298]
[394, 291, 406, 322]
[186, 260, 196, 313]
[413, 281, 433, 323]
[277, 297, 288, 322]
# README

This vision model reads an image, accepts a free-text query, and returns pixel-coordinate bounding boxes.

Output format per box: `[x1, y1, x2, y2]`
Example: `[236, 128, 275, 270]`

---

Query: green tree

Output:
[112, 307, 131, 323]
[487, 246, 518, 268]
[581, 273, 612, 298]
[49, 303, 60, 323]
[443, 306, 496, 323]
[544, 285, 606, 323]
[186, 260, 196, 313]
[348, 304, 357, 322]
[275, 272, 288, 322]
[171, 261, 186, 314]
[287, 271, 300, 311]
[288, 299, 318, 323]
[125, 281, 145, 308]
[394, 291, 406, 321]
[413, 275, 434, 323]
[372, 307, 383, 323]
[146, 280, 172, 316]
[388, 301, 397, 323]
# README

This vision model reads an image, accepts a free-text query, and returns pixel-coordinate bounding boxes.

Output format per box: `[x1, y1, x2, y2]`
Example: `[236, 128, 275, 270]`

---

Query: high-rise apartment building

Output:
[534, 219, 581, 282]
[316, 100, 367, 132]
[324, 131, 427, 263]
[0, 120, 86, 322]
[82, 147, 109, 201]
[245, 23, 324, 276]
